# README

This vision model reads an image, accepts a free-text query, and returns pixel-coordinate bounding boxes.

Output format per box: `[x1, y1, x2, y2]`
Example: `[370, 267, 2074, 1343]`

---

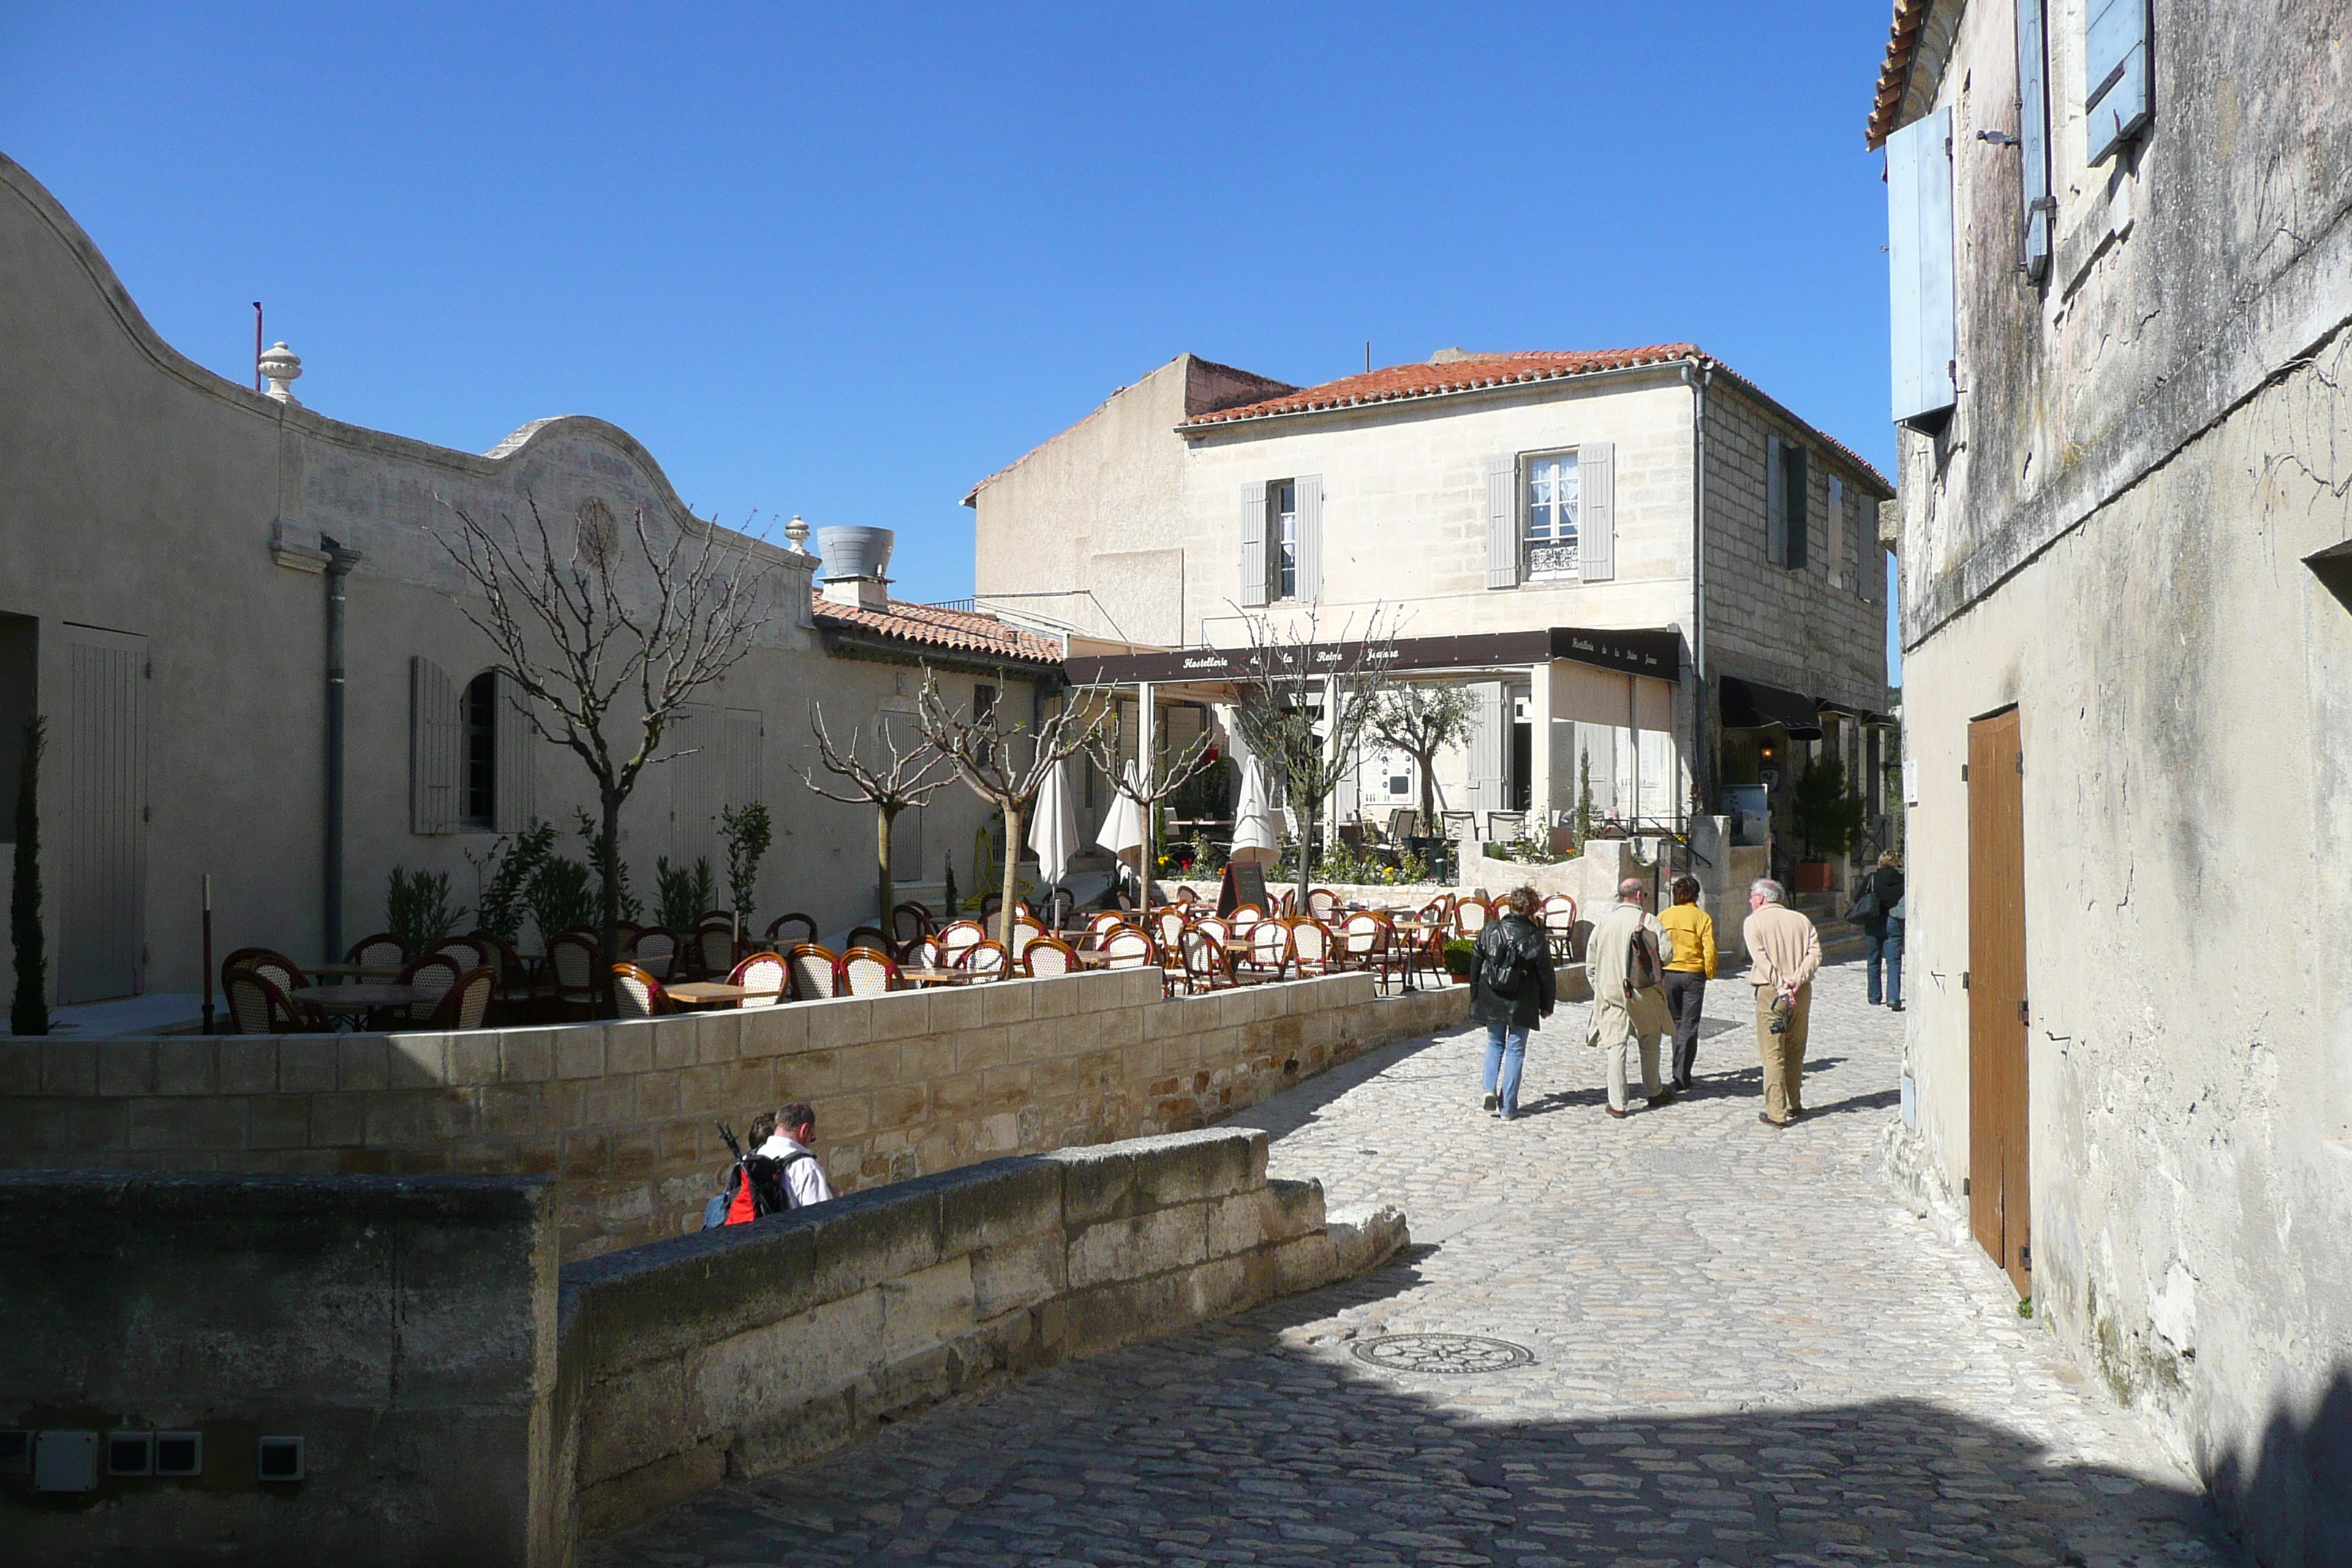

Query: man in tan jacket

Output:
[1586, 878, 1678, 1117]
[1742, 878, 1822, 1128]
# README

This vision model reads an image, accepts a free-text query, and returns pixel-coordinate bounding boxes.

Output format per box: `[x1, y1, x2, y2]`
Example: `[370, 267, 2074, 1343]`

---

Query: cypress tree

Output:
[10, 717, 47, 1036]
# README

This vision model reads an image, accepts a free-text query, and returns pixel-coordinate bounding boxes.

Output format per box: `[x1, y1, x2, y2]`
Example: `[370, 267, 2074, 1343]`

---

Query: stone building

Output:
[968, 348, 1896, 887]
[0, 154, 1054, 1016]
[1868, 1, 2352, 1556]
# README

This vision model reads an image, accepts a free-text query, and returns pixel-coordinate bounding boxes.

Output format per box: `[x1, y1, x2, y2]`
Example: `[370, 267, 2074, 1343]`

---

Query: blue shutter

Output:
[1239, 481, 1269, 607]
[2018, 0, 2054, 279]
[1485, 455, 1518, 589]
[2085, 0, 2151, 165]
[1578, 441, 1614, 582]
[1887, 108, 1956, 426]
[1294, 473, 1324, 602]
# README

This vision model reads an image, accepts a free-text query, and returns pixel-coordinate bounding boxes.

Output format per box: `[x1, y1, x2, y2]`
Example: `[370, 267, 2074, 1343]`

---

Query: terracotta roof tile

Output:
[811, 591, 1062, 665]
[1866, 0, 1934, 149]
[1178, 345, 1705, 428]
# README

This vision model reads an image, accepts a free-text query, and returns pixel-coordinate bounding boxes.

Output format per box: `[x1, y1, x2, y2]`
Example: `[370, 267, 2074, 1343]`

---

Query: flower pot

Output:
[1795, 860, 1833, 893]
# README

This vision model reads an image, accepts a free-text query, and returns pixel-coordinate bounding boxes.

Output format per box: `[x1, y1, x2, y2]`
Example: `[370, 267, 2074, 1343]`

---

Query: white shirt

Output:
[756, 1134, 836, 1208]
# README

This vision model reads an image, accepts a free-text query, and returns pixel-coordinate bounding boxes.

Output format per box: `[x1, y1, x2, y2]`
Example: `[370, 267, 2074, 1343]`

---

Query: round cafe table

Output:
[290, 983, 433, 1029]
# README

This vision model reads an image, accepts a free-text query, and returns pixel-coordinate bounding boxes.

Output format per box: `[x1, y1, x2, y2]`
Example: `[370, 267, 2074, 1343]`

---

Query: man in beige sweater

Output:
[1742, 878, 1823, 1128]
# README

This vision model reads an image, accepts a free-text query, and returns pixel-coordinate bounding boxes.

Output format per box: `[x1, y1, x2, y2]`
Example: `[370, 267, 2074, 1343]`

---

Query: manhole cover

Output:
[1348, 1333, 1536, 1374]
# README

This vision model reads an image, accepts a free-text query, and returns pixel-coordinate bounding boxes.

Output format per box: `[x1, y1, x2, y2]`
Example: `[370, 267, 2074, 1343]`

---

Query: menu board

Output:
[1218, 861, 1270, 916]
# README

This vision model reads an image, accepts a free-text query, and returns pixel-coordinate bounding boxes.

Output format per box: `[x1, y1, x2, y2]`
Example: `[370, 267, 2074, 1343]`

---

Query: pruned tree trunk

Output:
[876, 804, 899, 927]
[999, 805, 1024, 951]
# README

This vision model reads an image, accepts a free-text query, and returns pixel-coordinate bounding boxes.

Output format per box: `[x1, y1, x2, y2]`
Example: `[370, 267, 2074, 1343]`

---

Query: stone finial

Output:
[259, 341, 304, 406]
[783, 513, 810, 553]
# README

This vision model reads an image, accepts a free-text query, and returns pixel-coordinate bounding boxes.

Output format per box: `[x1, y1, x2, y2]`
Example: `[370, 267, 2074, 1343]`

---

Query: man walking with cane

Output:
[1744, 879, 1822, 1128]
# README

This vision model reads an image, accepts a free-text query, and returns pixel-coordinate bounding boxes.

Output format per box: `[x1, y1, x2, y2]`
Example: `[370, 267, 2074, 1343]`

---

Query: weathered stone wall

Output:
[553, 1127, 1404, 1542]
[1, 965, 1529, 1260]
[0, 1170, 559, 1567]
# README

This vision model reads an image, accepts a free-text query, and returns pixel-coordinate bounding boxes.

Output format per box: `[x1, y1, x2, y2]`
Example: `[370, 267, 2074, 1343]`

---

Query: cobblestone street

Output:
[590, 960, 2245, 1568]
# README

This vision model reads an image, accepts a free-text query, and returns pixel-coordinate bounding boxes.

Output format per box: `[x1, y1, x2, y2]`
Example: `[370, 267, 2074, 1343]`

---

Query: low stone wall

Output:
[553, 1127, 1405, 1544]
[3, 965, 1534, 1259]
[0, 1170, 559, 1567]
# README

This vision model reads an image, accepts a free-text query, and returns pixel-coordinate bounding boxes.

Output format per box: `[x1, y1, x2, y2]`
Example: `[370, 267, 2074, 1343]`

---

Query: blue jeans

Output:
[1867, 921, 1904, 1006]
[1483, 1022, 1529, 1115]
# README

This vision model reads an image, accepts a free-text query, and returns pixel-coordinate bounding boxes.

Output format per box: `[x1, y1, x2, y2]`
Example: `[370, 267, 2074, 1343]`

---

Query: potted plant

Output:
[1790, 754, 1867, 894]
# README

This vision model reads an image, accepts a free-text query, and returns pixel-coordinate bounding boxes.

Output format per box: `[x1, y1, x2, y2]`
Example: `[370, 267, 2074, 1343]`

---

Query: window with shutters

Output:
[2084, 0, 2152, 165]
[1524, 452, 1580, 579]
[1270, 480, 1298, 600]
[463, 671, 497, 829]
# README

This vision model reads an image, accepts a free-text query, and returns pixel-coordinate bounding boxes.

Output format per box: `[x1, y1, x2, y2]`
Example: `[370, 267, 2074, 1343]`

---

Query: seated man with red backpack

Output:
[704, 1102, 836, 1227]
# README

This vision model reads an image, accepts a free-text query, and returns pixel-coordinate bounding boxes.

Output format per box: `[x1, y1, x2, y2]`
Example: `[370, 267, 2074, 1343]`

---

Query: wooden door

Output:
[59, 624, 147, 1003]
[1967, 706, 2030, 1295]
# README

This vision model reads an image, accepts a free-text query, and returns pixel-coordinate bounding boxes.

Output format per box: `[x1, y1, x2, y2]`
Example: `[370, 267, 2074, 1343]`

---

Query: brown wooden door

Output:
[1967, 707, 2030, 1295]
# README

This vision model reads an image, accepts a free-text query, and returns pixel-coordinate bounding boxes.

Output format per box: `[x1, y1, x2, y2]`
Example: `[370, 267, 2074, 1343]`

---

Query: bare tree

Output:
[439, 495, 776, 995]
[1225, 603, 1400, 908]
[1079, 703, 1221, 906]
[1368, 683, 1477, 843]
[799, 704, 955, 927]
[913, 676, 1101, 951]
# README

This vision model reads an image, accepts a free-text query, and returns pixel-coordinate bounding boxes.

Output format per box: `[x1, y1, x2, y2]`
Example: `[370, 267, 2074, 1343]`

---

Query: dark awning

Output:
[1719, 675, 1823, 739]
[1064, 626, 1681, 687]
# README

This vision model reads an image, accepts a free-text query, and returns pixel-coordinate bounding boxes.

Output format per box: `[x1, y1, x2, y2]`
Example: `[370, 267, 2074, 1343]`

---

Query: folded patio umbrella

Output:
[1096, 761, 1145, 859]
[1229, 755, 1282, 869]
[1029, 755, 1080, 890]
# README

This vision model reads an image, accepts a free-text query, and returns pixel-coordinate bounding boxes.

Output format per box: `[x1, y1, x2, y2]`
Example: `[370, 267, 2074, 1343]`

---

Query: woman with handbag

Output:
[1852, 851, 1906, 1011]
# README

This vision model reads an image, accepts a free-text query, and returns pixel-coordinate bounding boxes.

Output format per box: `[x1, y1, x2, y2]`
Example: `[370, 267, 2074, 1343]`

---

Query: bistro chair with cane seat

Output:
[1009, 915, 1048, 966]
[1288, 916, 1338, 977]
[223, 968, 330, 1034]
[1454, 898, 1491, 939]
[766, 912, 819, 949]
[425, 966, 497, 1031]
[611, 964, 673, 1018]
[222, 947, 307, 1003]
[546, 933, 603, 1019]
[1191, 916, 1233, 954]
[1419, 893, 1455, 928]
[430, 935, 491, 974]
[1408, 920, 1452, 990]
[1179, 928, 1237, 994]
[785, 944, 840, 1000]
[1305, 888, 1341, 921]
[1101, 927, 1155, 970]
[692, 920, 738, 979]
[1023, 935, 1079, 978]
[344, 932, 410, 973]
[1082, 911, 1129, 950]
[726, 951, 788, 1009]
[979, 893, 1003, 922]
[1150, 907, 1187, 956]
[1339, 913, 1407, 993]
[837, 947, 901, 997]
[904, 935, 946, 970]
[890, 902, 932, 951]
[846, 925, 892, 960]
[630, 927, 682, 981]
[961, 939, 1011, 982]
[1228, 905, 1264, 939]
[1237, 918, 1293, 981]
[936, 919, 987, 969]
[1540, 894, 1580, 960]
[1172, 887, 1200, 906]
[397, 954, 464, 1025]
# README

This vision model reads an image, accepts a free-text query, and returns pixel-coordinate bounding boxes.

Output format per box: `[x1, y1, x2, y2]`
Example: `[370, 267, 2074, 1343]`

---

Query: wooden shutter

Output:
[2084, 0, 2150, 165]
[1888, 107, 1956, 425]
[1466, 681, 1507, 814]
[492, 672, 538, 833]
[2017, 0, 2053, 279]
[1765, 436, 1788, 567]
[1294, 473, 1324, 602]
[1785, 444, 1809, 569]
[1484, 455, 1518, 589]
[409, 655, 459, 835]
[1578, 441, 1615, 582]
[59, 625, 147, 1003]
[1239, 481, 1270, 607]
[1827, 476, 1846, 584]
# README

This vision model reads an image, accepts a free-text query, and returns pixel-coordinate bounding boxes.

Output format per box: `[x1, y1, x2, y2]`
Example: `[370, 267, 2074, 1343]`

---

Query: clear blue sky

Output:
[2, 1, 1901, 679]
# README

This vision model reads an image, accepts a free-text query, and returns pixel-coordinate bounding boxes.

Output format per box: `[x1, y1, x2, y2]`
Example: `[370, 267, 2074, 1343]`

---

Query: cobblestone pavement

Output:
[590, 960, 2245, 1568]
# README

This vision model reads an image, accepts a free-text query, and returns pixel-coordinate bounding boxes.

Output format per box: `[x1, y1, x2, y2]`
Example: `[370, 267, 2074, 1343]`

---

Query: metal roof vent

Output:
[816, 526, 894, 610]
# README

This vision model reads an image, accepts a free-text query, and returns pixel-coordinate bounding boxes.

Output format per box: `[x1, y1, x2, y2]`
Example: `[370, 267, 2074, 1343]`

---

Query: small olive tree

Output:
[1368, 683, 1477, 840]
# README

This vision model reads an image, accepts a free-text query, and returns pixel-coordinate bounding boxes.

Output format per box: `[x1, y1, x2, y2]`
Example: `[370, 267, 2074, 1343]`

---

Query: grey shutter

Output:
[1294, 472, 1324, 602]
[492, 671, 538, 833]
[1786, 445, 1809, 569]
[2018, 0, 2053, 279]
[58, 625, 148, 1003]
[1765, 436, 1788, 567]
[1466, 681, 1507, 816]
[2084, 0, 2150, 165]
[1578, 441, 1615, 582]
[1239, 481, 1269, 607]
[1828, 476, 1847, 584]
[725, 709, 764, 810]
[1484, 454, 1518, 589]
[1887, 107, 1956, 426]
[410, 655, 459, 835]
[671, 704, 723, 863]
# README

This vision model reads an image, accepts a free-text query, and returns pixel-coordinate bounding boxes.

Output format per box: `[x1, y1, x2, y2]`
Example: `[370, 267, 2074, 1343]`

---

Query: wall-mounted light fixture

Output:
[2305, 539, 2352, 611]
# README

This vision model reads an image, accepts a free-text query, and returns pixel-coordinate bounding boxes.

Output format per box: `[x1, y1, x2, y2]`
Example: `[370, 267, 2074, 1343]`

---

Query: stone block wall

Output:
[2, 965, 1499, 1259]
[552, 1127, 1404, 1545]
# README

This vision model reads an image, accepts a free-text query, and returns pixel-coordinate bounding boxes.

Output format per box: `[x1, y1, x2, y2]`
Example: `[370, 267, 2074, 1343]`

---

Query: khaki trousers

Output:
[1752, 981, 1812, 1122]
[1592, 987, 1670, 1111]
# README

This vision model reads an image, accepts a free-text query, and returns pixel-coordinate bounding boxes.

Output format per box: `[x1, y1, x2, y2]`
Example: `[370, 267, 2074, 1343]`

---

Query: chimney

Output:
[815, 526, 895, 611]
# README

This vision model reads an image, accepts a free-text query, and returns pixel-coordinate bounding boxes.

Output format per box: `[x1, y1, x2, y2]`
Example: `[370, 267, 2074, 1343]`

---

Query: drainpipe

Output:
[323, 540, 363, 962]
[1682, 360, 1714, 817]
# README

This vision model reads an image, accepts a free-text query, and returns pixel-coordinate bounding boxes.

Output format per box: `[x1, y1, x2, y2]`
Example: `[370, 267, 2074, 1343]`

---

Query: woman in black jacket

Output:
[1860, 851, 1906, 1011]
[1469, 886, 1558, 1120]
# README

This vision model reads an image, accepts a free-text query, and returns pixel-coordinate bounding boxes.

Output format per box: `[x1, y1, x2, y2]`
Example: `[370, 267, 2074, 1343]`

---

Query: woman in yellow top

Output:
[1657, 875, 1717, 1093]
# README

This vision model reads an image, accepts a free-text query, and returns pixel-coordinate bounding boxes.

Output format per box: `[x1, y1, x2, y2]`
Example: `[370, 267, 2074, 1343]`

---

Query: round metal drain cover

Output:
[1349, 1333, 1536, 1374]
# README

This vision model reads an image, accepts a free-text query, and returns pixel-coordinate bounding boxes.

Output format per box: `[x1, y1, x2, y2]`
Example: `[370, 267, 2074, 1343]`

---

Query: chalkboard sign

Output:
[1218, 861, 1270, 916]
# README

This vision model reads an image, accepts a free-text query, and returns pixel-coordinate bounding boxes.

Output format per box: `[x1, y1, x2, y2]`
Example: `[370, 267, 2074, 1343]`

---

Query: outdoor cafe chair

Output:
[1101, 927, 1155, 970]
[1228, 904, 1264, 937]
[846, 925, 892, 960]
[890, 902, 932, 949]
[936, 919, 987, 968]
[1419, 894, 1455, 927]
[547, 934, 603, 1017]
[692, 920, 738, 978]
[1305, 887, 1341, 921]
[1172, 886, 1199, 905]
[1338, 913, 1406, 992]
[223, 967, 328, 1034]
[612, 963, 673, 1018]
[1485, 810, 1526, 842]
[1082, 911, 1129, 949]
[1150, 907, 1187, 954]
[425, 966, 496, 1030]
[785, 943, 840, 1000]
[630, 926, 682, 981]
[1407, 921, 1451, 990]
[837, 947, 901, 997]
[1455, 899, 1491, 939]
[980, 893, 1003, 921]
[397, 954, 464, 1024]
[1009, 916, 1048, 963]
[1540, 894, 1579, 960]
[904, 935, 946, 970]
[1044, 888, 1077, 930]
[1287, 916, 1338, 976]
[961, 939, 1011, 982]
[726, 951, 788, 1009]
[222, 946, 306, 1003]
[766, 911, 819, 948]
[344, 932, 409, 972]
[1023, 936, 1079, 978]
[1179, 928, 1237, 994]
[1192, 916, 1233, 953]
[1239, 919, 1292, 981]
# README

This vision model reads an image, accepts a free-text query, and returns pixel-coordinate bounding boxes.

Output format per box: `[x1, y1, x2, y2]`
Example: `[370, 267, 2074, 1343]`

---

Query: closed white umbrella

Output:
[1029, 756, 1080, 891]
[1096, 762, 1147, 900]
[1229, 755, 1282, 869]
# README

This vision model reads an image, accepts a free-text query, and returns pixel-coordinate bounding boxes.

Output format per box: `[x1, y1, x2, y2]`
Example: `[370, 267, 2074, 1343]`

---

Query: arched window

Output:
[463, 671, 497, 829]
